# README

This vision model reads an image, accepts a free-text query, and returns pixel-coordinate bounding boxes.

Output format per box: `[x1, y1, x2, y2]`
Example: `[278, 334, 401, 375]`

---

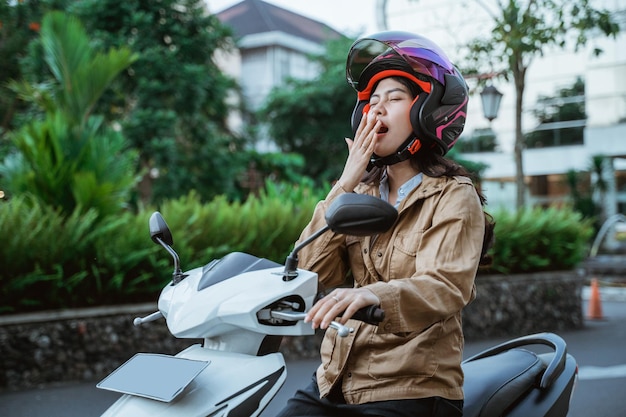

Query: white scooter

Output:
[98, 193, 578, 417]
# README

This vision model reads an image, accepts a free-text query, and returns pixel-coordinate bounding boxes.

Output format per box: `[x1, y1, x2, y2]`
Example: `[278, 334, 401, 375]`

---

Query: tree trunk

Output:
[1, 96, 18, 136]
[513, 62, 526, 208]
[137, 159, 154, 204]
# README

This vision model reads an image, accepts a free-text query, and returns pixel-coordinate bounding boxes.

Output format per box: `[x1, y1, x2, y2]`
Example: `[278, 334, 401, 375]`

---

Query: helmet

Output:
[346, 31, 468, 162]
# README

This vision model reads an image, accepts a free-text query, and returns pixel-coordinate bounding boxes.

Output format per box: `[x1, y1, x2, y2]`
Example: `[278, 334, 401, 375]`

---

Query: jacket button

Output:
[347, 372, 352, 378]
[363, 248, 368, 254]
[385, 323, 392, 331]
[377, 252, 382, 257]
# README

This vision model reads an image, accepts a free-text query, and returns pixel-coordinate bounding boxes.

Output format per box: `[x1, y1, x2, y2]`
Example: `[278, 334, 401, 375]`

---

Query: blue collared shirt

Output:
[379, 171, 423, 208]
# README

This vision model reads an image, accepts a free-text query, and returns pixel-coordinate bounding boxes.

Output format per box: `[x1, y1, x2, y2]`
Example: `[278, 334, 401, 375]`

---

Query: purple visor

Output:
[346, 31, 455, 91]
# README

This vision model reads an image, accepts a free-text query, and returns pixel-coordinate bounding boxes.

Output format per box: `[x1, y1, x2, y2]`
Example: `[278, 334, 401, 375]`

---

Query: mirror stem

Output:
[155, 236, 185, 284]
[282, 226, 329, 281]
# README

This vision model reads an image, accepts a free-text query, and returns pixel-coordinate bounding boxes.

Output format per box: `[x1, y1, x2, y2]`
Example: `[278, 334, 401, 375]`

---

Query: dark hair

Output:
[361, 76, 495, 267]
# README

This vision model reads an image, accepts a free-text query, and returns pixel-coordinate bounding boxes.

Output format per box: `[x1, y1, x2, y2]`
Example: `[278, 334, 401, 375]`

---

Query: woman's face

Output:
[367, 77, 415, 157]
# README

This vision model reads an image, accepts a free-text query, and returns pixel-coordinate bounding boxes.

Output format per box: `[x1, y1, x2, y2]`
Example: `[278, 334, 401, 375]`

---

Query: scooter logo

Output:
[214, 366, 286, 417]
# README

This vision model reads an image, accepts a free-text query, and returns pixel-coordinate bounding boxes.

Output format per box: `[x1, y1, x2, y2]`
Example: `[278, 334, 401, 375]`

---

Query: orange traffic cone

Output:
[586, 278, 604, 320]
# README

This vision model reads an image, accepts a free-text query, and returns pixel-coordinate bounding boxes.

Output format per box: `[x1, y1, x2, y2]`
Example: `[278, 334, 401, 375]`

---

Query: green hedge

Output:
[0, 190, 592, 314]
[484, 206, 594, 275]
[0, 183, 324, 314]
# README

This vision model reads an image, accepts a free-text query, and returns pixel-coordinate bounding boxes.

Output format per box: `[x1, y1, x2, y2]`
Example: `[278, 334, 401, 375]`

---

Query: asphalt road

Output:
[1, 301, 625, 417]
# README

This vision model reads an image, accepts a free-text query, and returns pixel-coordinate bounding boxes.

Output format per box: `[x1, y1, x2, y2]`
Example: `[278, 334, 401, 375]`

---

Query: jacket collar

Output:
[399, 174, 473, 211]
[357, 174, 473, 211]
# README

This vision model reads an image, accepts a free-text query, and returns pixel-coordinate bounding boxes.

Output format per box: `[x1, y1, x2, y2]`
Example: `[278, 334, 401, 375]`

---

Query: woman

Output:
[277, 31, 494, 417]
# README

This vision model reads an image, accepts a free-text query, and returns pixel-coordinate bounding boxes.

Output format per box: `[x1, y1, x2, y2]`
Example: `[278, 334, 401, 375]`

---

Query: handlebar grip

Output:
[350, 305, 385, 325]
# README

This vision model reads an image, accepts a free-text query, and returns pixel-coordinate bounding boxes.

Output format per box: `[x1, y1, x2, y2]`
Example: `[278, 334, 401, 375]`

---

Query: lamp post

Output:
[480, 84, 503, 122]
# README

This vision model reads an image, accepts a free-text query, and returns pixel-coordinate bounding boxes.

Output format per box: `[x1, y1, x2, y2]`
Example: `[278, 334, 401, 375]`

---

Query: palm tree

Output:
[0, 11, 139, 218]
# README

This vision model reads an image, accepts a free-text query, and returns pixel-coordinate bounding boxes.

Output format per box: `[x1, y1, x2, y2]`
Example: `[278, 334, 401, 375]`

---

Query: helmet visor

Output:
[346, 31, 454, 91]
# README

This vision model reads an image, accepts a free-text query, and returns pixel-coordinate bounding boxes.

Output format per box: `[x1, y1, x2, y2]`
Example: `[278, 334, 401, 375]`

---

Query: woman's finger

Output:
[353, 110, 369, 139]
[320, 293, 347, 329]
[354, 111, 376, 146]
[305, 291, 341, 329]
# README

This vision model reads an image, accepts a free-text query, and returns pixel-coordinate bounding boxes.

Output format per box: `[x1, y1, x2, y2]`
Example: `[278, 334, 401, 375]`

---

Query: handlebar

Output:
[270, 305, 384, 338]
[346, 305, 385, 325]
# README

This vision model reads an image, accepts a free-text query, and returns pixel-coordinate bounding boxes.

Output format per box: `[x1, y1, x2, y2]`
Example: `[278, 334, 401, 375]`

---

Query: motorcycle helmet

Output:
[346, 31, 469, 165]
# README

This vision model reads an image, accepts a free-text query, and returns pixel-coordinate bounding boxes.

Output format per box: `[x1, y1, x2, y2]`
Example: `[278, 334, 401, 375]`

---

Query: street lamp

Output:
[480, 84, 503, 122]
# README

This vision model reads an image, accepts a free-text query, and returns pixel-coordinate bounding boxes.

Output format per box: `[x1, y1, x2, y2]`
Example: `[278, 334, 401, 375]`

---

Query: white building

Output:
[213, 0, 342, 151]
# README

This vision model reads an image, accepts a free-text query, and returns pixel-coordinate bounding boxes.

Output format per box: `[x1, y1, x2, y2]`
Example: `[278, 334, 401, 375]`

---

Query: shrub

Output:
[0, 195, 100, 311]
[0, 181, 326, 313]
[156, 180, 327, 267]
[1, 187, 592, 313]
[88, 210, 169, 302]
[485, 206, 594, 275]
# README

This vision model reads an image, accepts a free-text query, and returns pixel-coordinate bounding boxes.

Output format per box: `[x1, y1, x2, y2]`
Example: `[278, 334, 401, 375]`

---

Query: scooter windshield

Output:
[197, 252, 281, 291]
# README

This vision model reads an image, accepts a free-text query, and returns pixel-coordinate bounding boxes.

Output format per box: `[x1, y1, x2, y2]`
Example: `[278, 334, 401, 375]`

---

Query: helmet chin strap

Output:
[367, 135, 421, 171]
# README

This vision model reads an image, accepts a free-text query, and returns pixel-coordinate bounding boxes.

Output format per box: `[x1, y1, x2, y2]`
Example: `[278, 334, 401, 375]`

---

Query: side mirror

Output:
[149, 212, 185, 284]
[149, 212, 173, 246]
[325, 193, 397, 236]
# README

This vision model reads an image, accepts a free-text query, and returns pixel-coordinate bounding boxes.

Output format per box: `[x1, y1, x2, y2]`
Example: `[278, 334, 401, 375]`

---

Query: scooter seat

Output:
[462, 348, 545, 417]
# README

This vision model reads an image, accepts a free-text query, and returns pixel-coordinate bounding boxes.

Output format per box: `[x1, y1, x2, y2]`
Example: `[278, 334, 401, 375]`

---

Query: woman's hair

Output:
[361, 76, 495, 267]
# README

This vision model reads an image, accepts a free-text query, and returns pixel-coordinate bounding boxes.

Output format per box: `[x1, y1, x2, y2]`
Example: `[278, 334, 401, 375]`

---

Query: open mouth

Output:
[377, 125, 389, 134]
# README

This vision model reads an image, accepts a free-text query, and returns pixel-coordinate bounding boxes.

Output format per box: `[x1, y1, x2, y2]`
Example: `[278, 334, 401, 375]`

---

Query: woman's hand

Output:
[305, 287, 380, 330]
[337, 111, 381, 192]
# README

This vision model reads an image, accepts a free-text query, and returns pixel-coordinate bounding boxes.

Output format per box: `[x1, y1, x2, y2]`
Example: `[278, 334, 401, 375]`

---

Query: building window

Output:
[457, 128, 498, 153]
[525, 77, 586, 149]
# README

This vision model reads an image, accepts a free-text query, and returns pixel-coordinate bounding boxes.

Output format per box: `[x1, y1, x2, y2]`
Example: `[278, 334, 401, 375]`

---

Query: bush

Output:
[0, 182, 326, 314]
[0, 196, 164, 312]
[157, 181, 327, 266]
[485, 206, 594, 275]
[0, 195, 99, 310]
[1, 189, 592, 314]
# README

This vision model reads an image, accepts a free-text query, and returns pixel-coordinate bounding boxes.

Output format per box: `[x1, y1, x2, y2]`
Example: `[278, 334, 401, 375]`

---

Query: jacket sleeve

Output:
[295, 182, 352, 289]
[367, 179, 485, 334]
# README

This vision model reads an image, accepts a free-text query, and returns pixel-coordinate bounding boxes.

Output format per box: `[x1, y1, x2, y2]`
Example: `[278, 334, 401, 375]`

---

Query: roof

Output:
[216, 0, 343, 44]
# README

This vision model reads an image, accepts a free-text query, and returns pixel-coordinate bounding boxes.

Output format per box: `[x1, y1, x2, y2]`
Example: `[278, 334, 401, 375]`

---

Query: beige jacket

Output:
[296, 174, 485, 404]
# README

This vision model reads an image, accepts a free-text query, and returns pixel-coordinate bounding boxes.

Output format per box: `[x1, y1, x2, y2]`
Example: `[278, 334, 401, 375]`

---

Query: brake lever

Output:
[269, 311, 354, 337]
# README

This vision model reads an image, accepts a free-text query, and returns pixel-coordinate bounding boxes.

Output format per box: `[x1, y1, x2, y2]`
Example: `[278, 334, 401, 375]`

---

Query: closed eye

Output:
[390, 93, 409, 101]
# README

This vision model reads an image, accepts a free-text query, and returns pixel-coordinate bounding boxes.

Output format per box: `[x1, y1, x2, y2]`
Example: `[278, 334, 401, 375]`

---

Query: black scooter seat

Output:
[462, 349, 545, 417]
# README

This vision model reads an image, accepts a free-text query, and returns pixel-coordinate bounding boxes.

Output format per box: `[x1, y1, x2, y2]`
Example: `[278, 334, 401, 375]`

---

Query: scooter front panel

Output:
[163, 267, 318, 339]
